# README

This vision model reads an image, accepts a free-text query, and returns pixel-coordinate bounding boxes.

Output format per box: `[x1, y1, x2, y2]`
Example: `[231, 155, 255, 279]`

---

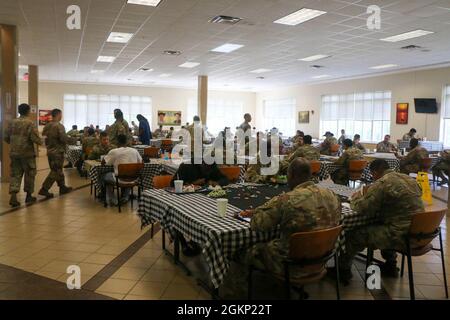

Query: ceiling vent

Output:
[400, 45, 422, 50]
[163, 50, 181, 56]
[310, 65, 325, 69]
[209, 15, 242, 25]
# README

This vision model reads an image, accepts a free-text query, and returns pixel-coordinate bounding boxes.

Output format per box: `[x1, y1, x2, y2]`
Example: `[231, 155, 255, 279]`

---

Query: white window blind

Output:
[441, 85, 450, 147]
[263, 98, 296, 136]
[63, 94, 152, 129]
[206, 100, 244, 135]
[320, 91, 391, 142]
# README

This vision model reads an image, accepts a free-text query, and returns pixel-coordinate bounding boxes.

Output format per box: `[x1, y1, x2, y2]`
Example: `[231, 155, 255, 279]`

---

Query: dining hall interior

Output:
[1, 0, 450, 302]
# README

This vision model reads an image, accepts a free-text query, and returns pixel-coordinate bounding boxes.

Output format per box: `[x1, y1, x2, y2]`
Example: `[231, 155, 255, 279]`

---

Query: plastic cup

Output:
[76, 141, 81, 146]
[174, 180, 184, 194]
[217, 199, 228, 218]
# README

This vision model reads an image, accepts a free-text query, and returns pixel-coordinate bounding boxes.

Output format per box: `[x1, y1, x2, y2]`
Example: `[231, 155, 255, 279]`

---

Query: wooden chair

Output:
[310, 160, 321, 178]
[248, 225, 343, 300]
[366, 209, 448, 300]
[218, 166, 241, 183]
[330, 144, 340, 156]
[151, 175, 174, 249]
[144, 147, 160, 159]
[104, 163, 144, 213]
[348, 160, 368, 188]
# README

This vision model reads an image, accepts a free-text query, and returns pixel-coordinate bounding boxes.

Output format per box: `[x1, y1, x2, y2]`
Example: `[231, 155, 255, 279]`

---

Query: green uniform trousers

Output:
[42, 153, 66, 191]
[9, 157, 37, 194]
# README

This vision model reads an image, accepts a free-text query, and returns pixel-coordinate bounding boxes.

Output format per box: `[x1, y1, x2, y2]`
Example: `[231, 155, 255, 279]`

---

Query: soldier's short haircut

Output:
[288, 158, 312, 180]
[343, 139, 353, 148]
[193, 116, 200, 122]
[410, 128, 417, 133]
[18, 104, 31, 116]
[114, 109, 123, 119]
[369, 159, 389, 172]
[51, 108, 62, 118]
[303, 135, 312, 145]
[72, 125, 78, 130]
[117, 134, 127, 145]
[354, 134, 361, 140]
[88, 128, 95, 136]
[100, 131, 108, 138]
[410, 138, 419, 148]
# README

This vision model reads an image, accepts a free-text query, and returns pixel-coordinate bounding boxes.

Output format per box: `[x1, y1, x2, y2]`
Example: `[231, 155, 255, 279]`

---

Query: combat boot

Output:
[9, 193, 20, 208]
[25, 193, 37, 204]
[379, 262, 399, 278]
[60, 186, 73, 195]
[38, 188, 54, 199]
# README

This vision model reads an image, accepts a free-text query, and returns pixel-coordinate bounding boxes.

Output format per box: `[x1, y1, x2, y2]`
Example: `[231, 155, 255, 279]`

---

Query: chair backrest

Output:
[153, 175, 174, 189]
[144, 147, 160, 158]
[288, 225, 342, 262]
[218, 166, 241, 183]
[420, 157, 433, 172]
[310, 160, 321, 175]
[117, 163, 144, 179]
[349, 160, 368, 172]
[408, 209, 446, 248]
[330, 144, 340, 153]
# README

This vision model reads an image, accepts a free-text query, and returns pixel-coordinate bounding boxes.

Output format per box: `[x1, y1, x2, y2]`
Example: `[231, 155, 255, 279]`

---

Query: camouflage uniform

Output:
[221, 181, 341, 298]
[109, 119, 132, 146]
[320, 136, 338, 155]
[67, 129, 81, 139]
[88, 143, 116, 160]
[41, 121, 74, 191]
[244, 155, 278, 184]
[280, 144, 320, 174]
[354, 142, 365, 152]
[400, 146, 429, 174]
[81, 136, 99, 159]
[431, 150, 450, 182]
[339, 170, 424, 271]
[402, 132, 415, 141]
[3, 115, 42, 194]
[331, 147, 364, 185]
[377, 141, 397, 153]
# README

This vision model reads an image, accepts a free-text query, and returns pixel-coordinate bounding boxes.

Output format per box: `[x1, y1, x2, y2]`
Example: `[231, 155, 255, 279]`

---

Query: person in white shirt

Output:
[102, 134, 142, 207]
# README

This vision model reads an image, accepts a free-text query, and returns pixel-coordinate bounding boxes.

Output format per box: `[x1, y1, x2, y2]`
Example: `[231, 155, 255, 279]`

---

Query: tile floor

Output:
[0, 153, 449, 300]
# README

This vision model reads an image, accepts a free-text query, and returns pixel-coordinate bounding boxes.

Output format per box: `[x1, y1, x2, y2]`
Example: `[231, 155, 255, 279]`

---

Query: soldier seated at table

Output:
[101, 134, 142, 207]
[396, 138, 429, 175]
[221, 158, 341, 299]
[244, 140, 279, 183]
[377, 135, 397, 153]
[432, 150, 450, 185]
[353, 134, 365, 152]
[67, 125, 80, 139]
[320, 132, 339, 156]
[77, 127, 98, 175]
[331, 139, 364, 186]
[328, 159, 424, 284]
[89, 131, 115, 160]
[171, 158, 229, 187]
[279, 135, 320, 174]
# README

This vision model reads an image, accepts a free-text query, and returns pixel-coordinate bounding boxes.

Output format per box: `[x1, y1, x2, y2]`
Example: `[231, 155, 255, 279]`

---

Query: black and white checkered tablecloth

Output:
[318, 181, 356, 200]
[66, 146, 82, 165]
[137, 185, 375, 288]
[85, 160, 180, 191]
[133, 145, 149, 156]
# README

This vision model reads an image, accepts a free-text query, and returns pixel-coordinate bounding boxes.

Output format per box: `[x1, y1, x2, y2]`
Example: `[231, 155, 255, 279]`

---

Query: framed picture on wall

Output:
[38, 109, 52, 126]
[298, 111, 310, 124]
[396, 103, 409, 125]
[157, 110, 182, 126]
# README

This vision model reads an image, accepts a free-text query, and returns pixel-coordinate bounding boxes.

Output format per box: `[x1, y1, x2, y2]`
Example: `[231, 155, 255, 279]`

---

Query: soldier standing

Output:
[4, 104, 42, 207]
[109, 109, 132, 146]
[38, 109, 74, 198]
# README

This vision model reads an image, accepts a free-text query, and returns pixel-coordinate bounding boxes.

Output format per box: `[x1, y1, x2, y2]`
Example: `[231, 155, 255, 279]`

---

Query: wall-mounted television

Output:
[414, 98, 438, 114]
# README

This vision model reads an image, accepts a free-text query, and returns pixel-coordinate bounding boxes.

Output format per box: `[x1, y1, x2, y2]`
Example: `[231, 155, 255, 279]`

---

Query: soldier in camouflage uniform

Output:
[402, 128, 417, 142]
[320, 131, 339, 155]
[377, 135, 398, 153]
[432, 150, 450, 185]
[88, 132, 115, 160]
[39, 109, 75, 198]
[109, 109, 132, 147]
[280, 135, 320, 174]
[397, 138, 429, 174]
[67, 125, 80, 139]
[221, 158, 341, 299]
[328, 159, 424, 282]
[244, 140, 280, 183]
[353, 134, 366, 152]
[3, 104, 43, 207]
[331, 139, 364, 185]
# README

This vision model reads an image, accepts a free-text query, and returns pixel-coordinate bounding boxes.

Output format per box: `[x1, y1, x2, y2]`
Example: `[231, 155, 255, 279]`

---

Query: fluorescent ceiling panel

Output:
[274, 8, 326, 26]
[380, 30, 434, 42]
[107, 32, 134, 43]
[298, 54, 331, 62]
[127, 0, 162, 7]
[211, 43, 244, 53]
[179, 62, 200, 68]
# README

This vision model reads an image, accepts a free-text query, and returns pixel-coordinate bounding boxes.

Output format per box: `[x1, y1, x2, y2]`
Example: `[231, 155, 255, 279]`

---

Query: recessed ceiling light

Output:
[312, 75, 331, 79]
[209, 15, 242, 25]
[250, 68, 272, 74]
[163, 50, 182, 56]
[97, 56, 116, 63]
[274, 8, 327, 26]
[256, 76, 265, 80]
[159, 73, 171, 77]
[127, 0, 162, 7]
[380, 30, 434, 42]
[370, 64, 399, 70]
[107, 32, 134, 43]
[91, 70, 104, 74]
[139, 68, 154, 72]
[211, 43, 244, 53]
[179, 62, 200, 68]
[299, 54, 331, 62]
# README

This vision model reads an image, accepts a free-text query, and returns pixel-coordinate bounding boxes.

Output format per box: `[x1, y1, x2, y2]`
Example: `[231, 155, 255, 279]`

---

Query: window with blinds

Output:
[263, 98, 296, 136]
[206, 100, 244, 135]
[441, 85, 450, 147]
[63, 94, 152, 129]
[320, 91, 391, 143]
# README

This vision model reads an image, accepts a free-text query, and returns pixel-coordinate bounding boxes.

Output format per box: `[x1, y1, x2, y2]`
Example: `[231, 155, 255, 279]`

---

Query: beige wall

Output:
[255, 66, 450, 141]
[19, 81, 256, 130]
